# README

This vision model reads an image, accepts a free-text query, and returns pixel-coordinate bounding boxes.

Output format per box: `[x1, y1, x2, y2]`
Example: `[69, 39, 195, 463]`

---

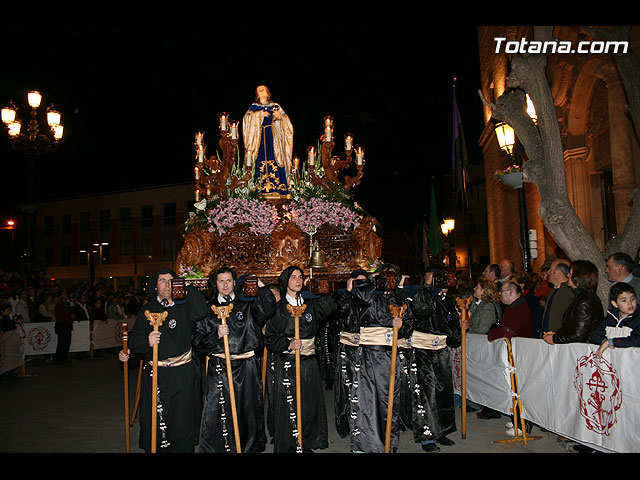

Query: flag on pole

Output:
[452, 82, 469, 205]
[427, 180, 441, 258]
[452, 79, 473, 277]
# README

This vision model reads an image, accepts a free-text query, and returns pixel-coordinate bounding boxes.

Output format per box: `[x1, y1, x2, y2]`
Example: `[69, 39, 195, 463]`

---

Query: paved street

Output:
[0, 354, 574, 454]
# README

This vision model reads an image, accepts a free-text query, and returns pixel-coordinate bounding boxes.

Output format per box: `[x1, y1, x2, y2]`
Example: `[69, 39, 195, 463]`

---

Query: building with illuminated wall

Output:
[33, 183, 195, 288]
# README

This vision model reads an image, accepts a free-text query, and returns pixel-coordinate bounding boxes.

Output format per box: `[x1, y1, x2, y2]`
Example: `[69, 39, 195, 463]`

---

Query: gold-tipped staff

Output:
[121, 322, 131, 453]
[286, 303, 307, 452]
[385, 303, 407, 453]
[454, 296, 472, 439]
[144, 310, 168, 453]
[211, 304, 242, 453]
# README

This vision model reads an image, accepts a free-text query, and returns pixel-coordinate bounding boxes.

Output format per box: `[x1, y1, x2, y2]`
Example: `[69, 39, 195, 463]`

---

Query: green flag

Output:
[428, 182, 441, 258]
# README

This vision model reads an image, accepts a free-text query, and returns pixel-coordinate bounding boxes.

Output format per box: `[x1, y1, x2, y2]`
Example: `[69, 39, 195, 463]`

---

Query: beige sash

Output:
[340, 329, 447, 350]
[339, 331, 361, 347]
[149, 348, 193, 368]
[410, 331, 448, 350]
[283, 337, 316, 356]
[359, 326, 395, 346]
[211, 351, 255, 360]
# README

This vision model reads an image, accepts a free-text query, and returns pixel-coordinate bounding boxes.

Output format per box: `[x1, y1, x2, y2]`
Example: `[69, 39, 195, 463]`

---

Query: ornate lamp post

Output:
[2, 90, 64, 271]
[494, 117, 531, 272]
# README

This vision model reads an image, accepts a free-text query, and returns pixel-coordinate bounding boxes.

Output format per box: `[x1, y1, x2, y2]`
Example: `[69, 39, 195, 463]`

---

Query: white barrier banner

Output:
[92, 317, 134, 350]
[512, 337, 640, 453]
[0, 330, 24, 374]
[462, 334, 513, 414]
[23, 322, 90, 356]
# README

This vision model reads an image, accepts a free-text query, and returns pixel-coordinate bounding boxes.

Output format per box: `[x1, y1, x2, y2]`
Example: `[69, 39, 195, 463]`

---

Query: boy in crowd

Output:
[591, 282, 640, 357]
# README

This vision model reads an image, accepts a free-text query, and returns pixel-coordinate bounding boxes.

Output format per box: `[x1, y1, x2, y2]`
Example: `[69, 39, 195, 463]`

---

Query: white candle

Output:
[345, 134, 352, 151]
[195, 166, 199, 180]
[219, 113, 228, 131]
[356, 147, 364, 166]
[231, 121, 238, 140]
[195, 191, 200, 202]
[198, 147, 204, 163]
[196, 132, 203, 147]
[308, 146, 316, 166]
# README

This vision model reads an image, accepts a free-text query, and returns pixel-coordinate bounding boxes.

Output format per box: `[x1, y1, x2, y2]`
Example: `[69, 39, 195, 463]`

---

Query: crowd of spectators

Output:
[460, 251, 640, 447]
[0, 269, 149, 364]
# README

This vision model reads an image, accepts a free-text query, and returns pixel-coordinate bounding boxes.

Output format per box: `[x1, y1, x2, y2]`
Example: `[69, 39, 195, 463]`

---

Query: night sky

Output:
[0, 25, 483, 255]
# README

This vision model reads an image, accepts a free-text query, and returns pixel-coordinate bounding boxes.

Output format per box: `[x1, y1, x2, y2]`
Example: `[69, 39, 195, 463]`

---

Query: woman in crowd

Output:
[543, 260, 604, 345]
[468, 277, 502, 334]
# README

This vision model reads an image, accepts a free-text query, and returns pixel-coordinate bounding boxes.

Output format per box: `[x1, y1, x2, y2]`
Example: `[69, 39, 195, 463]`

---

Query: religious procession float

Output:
[175, 85, 382, 290]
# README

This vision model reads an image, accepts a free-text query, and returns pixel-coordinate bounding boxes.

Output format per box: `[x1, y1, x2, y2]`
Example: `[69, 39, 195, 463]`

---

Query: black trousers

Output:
[54, 324, 72, 362]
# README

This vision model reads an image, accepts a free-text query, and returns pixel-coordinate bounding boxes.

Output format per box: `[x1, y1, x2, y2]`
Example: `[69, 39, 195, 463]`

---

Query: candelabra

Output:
[193, 113, 252, 202]
[193, 113, 366, 202]
[306, 116, 366, 190]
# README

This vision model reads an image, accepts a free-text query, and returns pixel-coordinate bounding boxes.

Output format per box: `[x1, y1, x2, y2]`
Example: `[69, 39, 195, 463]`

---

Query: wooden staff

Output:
[121, 322, 131, 453]
[261, 345, 268, 402]
[455, 296, 472, 440]
[211, 304, 242, 453]
[130, 358, 143, 427]
[385, 303, 406, 453]
[286, 303, 307, 452]
[492, 338, 542, 445]
[144, 310, 168, 454]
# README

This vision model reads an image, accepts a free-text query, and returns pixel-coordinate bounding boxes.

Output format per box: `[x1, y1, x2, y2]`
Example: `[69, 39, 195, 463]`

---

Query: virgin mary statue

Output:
[243, 85, 294, 196]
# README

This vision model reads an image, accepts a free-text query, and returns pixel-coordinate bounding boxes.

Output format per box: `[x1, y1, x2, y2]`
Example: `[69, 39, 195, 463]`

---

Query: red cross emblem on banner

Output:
[574, 352, 623, 436]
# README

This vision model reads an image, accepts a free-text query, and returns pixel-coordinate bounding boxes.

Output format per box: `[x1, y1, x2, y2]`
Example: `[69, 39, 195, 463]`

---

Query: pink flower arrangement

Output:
[179, 264, 204, 278]
[206, 198, 279, 235]
[287, 198, 360, 232]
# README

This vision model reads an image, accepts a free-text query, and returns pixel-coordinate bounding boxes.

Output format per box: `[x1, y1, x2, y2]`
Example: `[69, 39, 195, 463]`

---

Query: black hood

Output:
[279, 266, 304, 301]
[207, 266, 239, 301]
[350, 269, 376, 303]
[148, 268, 179, 298]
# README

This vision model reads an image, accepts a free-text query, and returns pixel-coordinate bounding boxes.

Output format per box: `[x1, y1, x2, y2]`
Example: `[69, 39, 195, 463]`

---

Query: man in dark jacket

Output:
[54, 288, 76, 364]
[542, 259, 575, 335]
[488, 281, 533, 341]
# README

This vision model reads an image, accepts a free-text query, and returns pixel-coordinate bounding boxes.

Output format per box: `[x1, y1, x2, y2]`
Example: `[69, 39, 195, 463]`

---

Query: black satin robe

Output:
[192, 287, 275, 453]
[265, 295, 336, 453]
[128, 272, 207, 453]
[408, 286, 461, 443]
[334, 289, 364, 438]
[344, 279, 413, 453]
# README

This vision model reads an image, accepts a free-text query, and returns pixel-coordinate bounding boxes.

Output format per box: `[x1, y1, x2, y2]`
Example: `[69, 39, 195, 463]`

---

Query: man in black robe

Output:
[341, 263, 413, 453]
[407, 269, 461, 452]
[192, 266, 275, 453]
[265, 265, 336, 453]
[334, 269, 370, 439]
[120, 268, 207, 453]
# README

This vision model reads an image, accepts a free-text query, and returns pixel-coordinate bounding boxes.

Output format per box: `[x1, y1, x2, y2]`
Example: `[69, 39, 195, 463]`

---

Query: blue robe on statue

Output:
[247, 103, 290, 195]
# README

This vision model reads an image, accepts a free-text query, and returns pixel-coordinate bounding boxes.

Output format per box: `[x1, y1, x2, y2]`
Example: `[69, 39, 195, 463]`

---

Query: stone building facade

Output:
[477, 26, 640, 271]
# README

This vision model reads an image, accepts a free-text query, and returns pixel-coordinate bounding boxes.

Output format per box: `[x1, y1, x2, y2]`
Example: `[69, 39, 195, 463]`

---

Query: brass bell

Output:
[309, 245, 327, 269]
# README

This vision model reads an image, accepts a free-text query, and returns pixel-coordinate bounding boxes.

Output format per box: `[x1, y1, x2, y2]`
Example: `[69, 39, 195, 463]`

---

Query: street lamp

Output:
[2, 91, 64, 157]
[93, 242, 109, 282]
[494, 122, 515, 155]
[2, 90, 64, 272]
[493, 100, 537, 272]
